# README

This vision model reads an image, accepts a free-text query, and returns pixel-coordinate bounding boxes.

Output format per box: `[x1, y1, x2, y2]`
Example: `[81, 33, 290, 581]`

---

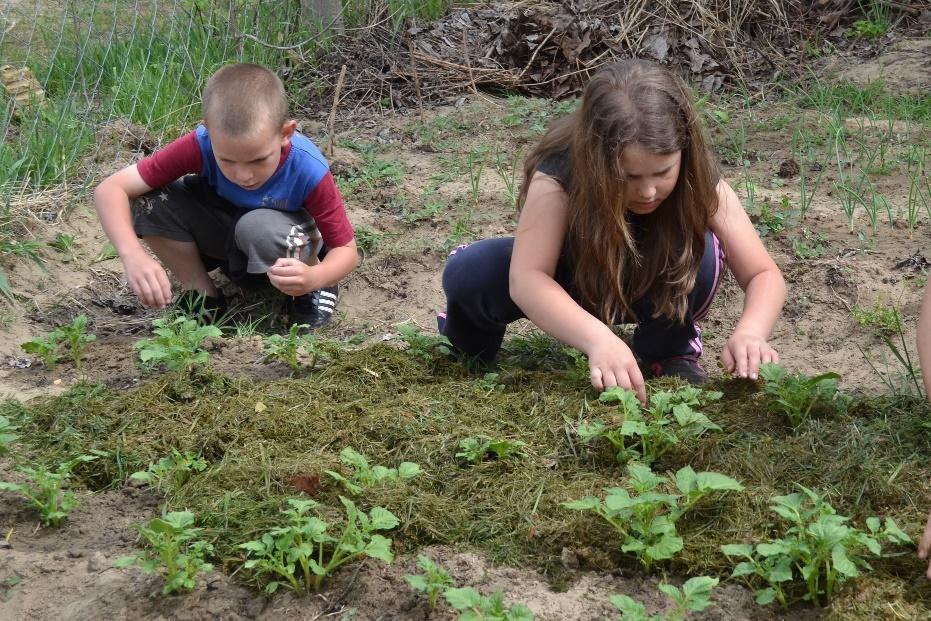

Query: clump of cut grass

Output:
[3, 346, 930, 614]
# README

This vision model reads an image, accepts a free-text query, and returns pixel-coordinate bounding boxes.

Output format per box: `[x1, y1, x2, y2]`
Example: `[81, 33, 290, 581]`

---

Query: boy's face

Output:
[210, 119, 296, 190]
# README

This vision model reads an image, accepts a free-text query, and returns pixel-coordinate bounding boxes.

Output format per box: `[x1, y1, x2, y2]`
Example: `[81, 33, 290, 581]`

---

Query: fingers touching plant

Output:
[759, 363, 849, 428]
[325, 447, 421, 495]
[0, 453, 101, 526]
[405, 554, 456, 609]
[578, 386, 722, 465]
[564, 463, 743, 570]
[610, 576, 718, 621]
[115, 511, 214, 595]
[721, 486, 911, 607]
[134, 315, 222, 372]
[239, 497, 399, 594]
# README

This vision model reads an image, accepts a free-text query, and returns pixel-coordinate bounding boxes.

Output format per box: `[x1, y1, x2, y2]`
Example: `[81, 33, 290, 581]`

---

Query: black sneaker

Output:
[649, 355, 708, 384]
[291, 284, 338, 328]
[174, 290, 227, 324]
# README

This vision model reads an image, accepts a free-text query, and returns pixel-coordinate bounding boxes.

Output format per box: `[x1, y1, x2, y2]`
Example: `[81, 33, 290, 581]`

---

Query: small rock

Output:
[560, 546, 580, 570]
[67, 549, 85, 559]
[87, 551, 109, 573]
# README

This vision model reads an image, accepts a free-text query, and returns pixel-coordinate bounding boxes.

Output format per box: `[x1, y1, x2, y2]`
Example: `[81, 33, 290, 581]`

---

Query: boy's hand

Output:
[586, 337, 647, 404]
[721, 331, 778, 380]
[267, 258, 321, 296]
[920, 511, 931, 579]
[123, 251, 172, 308]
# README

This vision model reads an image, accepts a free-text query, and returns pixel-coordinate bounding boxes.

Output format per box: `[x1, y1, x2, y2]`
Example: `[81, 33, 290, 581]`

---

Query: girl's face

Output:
[619, 143, 682, 215]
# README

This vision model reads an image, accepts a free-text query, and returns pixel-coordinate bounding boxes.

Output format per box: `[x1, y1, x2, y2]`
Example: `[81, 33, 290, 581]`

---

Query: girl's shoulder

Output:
[536, 150, 571, 188]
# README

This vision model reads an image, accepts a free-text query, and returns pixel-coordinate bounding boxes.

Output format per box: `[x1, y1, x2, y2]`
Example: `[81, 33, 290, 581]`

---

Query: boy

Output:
[94, 63, 357, 327]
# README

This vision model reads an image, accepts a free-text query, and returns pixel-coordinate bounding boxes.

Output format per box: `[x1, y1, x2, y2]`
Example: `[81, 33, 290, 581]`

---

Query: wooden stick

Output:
[327, 64, 347, 158]
[462, 27, 479, 97]
[406, 35, 425, 121]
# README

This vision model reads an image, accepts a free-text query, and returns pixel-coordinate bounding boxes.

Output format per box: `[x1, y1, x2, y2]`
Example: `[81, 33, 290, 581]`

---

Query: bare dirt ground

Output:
[0, 41, 929, 621]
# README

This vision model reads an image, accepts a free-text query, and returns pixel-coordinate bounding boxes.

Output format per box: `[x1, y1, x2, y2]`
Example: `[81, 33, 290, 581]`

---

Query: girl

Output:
[440, 59, 785, 402]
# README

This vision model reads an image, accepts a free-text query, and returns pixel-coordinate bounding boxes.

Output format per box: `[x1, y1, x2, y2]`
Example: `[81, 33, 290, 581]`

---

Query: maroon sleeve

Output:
[136, 132, 203, 188]
[304, 172, 354, 247]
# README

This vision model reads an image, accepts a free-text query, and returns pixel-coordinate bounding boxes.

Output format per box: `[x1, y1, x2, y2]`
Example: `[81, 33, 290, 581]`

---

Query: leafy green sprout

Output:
[758, 363, 849, 428]
[114, 511, 214, 595]
[721, 485, 911, 607]
[444, 587, 535, 621]
[577, 386, 722, 465]
[324, 446, 421, 495]
[48, 232, 77, 262]
[21, 330, 63, 369]
[563, 462, 743, 570]
[239, 497, 399, 594]
[609, 576, 718, 621]
[133, 315, 222, 372]
[0, 414, 17, 456]
[263, 323, 320, 373]
[0, 453, 101, 526]
[56, 314, 96, 369]
[405, 554, 456, 609]
[456, 436, 527, 464]
[851, 302, 902, 337]
[397, 323, 451, 362]
[130, 449, 208, 495]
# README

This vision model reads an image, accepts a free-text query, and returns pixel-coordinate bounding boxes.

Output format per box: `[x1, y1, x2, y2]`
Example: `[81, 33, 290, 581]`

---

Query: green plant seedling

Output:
[114, 511, 214, 595]
[721, 485, 911, 607]
[48, 232, 77, 262]
[790, 229, 827, 260]
[456, 436, 527, 464]
[263, 324, 320, 373]
[476, 372, 505, 394]
[397, 324, 451, 362]
[578, 386, 722, 465]
[21, 329, 63, 369]
[609, 576, 718, 621]
[852, 303, 902, 337]
[0, 453, 101, 526]
[130, 449, 208, 494]
[239, 497, 398, 594]
[405, 554, 456, 609]
[445, 587, 535, 621]
[57, 314, 96, 369]
[134, 315, 222, 372]
[325, 447, 421, 495]
[0, 414, 17, 456]
[563, 463, 742, 570]
[759, 363, 849, 428]
[93, 242, 119, 263]
[562, 347, 591, 382]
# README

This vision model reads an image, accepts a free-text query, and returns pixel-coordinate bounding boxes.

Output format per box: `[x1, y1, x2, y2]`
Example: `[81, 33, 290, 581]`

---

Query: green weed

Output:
[134, 315, 222, 372]
[445, 587, 535, 621]
[456, 436, 527, 464]
[0, 453, 101, 526]
[564, 463, 743, 570]
[130, 449, 208, 495]
[47, 232, 77, 262]
[852, 302, 902, 337]
[325, 446, 420, 495]
[405, 554, 456, 609]
[56, 314, 96, 369]
[21, 330, 63, 369]
[397, 324, 451, 362]
[609, 576, 718, 621]
[263, 324, 320, 373]
[721, 486, 911, 607]
[115, 511, 214, 595]
[577, 386, 722, 465]
[759, 363, 849, 428]
[239, 497, 398, 594]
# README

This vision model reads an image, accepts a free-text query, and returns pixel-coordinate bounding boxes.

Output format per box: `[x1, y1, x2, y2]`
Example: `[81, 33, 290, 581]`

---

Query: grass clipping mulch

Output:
[5, 344, 931, 617]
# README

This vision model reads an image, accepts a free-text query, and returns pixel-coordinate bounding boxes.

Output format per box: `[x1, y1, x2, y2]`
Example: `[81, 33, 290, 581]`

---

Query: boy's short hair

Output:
[202, 63, 288, 136]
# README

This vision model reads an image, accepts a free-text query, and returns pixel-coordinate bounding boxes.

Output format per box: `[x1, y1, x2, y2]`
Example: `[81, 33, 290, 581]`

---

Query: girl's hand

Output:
[587, 337, 647, 404]
[721, 331, 779, 380]
[267, 258, 320, 296]
[920, 511, 931, 579]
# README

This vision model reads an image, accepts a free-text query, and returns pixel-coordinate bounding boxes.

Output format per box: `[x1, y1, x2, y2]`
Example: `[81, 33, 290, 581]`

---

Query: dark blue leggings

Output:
[440, 232, 725, 365]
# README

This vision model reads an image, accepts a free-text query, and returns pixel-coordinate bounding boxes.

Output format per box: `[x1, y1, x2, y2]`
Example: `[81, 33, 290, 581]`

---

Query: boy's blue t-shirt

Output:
[194, 124, 328, 213]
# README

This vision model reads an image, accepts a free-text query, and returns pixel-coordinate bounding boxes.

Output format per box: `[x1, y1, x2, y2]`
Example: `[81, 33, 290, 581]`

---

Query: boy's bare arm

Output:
[94, 165, 172, 307]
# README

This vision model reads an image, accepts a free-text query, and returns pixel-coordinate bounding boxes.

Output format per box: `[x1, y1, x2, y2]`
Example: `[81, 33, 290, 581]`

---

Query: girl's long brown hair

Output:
[517, 59, 719, 325]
